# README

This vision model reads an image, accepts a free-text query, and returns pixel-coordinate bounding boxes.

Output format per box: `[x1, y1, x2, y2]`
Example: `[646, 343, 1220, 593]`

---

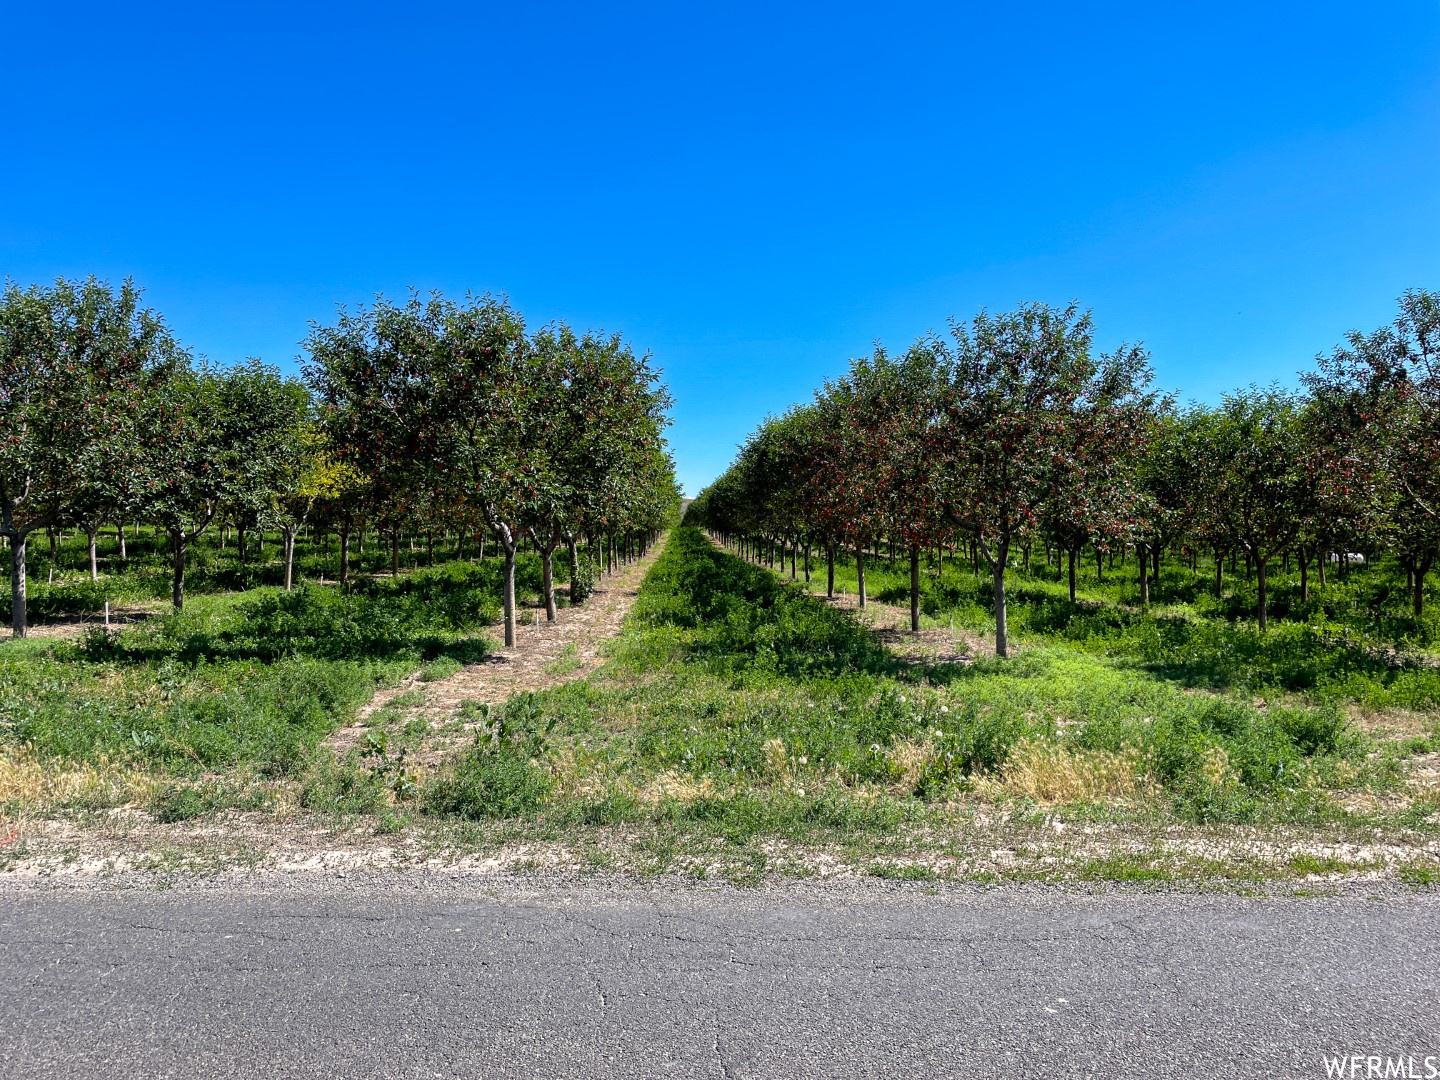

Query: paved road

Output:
[2, 877, 1437, 1078]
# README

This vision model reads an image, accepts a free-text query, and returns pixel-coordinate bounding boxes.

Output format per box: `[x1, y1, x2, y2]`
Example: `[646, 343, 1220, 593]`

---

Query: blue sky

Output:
[5, 2, 1438, 495]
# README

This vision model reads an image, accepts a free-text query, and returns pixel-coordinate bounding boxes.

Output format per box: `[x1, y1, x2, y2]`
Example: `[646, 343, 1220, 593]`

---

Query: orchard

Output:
[0, 278, 679, 639]
[688, 292, 1440, 657]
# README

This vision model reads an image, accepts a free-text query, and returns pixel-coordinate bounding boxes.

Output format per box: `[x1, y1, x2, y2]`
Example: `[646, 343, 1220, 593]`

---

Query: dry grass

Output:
[886, 739, 935, 796]
[979, 738, 1149, 805]
[0, 746, 161, 813]
[762, 737, 790, 782]
[1346, 705, 1436, 738]
[636, 770, 717, 805]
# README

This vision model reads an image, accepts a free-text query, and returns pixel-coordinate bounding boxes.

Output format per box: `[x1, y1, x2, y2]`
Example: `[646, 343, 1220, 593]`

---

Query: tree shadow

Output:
[76, 578, 496, 669]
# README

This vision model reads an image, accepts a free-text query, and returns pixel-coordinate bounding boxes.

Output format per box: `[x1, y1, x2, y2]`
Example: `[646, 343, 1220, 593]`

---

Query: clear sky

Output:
[5, 2, 1439, 495]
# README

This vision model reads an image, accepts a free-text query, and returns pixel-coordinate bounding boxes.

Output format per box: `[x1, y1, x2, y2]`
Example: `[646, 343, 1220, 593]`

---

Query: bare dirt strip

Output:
[4, 603, 167, 639]
[324, 536, 667, 761]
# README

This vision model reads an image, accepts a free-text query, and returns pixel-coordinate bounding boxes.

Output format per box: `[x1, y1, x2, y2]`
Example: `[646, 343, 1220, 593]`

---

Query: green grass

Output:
[6, 524, 1436, 885]
[787, 540, 1440, 710]
[405, 528, 1429, 847]
[1, 553, 505, 788]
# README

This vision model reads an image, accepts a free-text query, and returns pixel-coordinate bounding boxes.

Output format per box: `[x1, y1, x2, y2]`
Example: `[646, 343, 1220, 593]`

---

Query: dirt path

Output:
[325, 536, 667, 759]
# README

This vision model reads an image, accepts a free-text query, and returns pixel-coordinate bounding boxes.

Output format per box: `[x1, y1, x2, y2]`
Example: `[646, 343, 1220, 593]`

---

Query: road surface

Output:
[2, 877, 1436, 1078]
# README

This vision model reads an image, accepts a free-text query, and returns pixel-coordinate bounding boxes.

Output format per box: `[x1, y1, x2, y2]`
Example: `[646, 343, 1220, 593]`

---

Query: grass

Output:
[531, 528, 1405, 829]
[4, 524, 1437, 885]
[1, 528, 519, 813]
[544, 643, 584, 675]
[791, 540, 1440, 709]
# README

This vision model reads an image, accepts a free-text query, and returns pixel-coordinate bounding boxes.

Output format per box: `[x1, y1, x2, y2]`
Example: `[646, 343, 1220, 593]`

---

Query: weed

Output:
[149, 783, 213, 823]
[1287, 853, 1349, 876]
[1399, 864, 1437, 886]
[375, 809, 410, 835]
[424, 692, 557, 819]
[299, 760, 387, 815]
[419, 657, 463, 682]
[359, 730, 421, 801]
[543, 644, 583, 676]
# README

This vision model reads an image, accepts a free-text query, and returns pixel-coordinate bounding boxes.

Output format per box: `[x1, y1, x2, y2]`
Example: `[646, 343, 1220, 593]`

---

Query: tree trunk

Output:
[542, 547, 557, 621]
[391, 530, 399, 576]
[1095, 545, 1104, 582]
[87, 526, 99, 581]
[1299, 546, 1309, 603]
[1318, 555, 1326, 588]
[116, 521, 127, 560]
[283, 527, 297, 591]
[237, 523, 247, 565]
[1138, 542, 1149, 606]
[495, 526, 518, 647]
[856, 545, 866, 609]
[992, 545, 1009, 658]
[826, 546, 835, 598]
[8, 531, 28, 638]
[790, 537, 797, 579]
[171, 532, 187, 611]
[1067, 547, 1077, 603]
[802, 542, 811, 583]
[568, 539, 580, 601]
[503, 545, 517, 645]
[339, 522, 351, 585]
[1256, 552, 1268, 631]
[48, 527, 57, 561]
[909, 544, 920, 632]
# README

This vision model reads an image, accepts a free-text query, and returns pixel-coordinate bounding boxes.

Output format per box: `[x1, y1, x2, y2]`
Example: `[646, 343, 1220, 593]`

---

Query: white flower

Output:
[899, 695, 907, 703]
[939, 705, 950, 714]
[795, 788, 805, 797]
[797, 756, 807, 765]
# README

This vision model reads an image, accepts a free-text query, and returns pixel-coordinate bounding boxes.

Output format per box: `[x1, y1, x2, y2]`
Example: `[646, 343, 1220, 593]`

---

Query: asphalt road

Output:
[2, 877, 1437, 1079]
